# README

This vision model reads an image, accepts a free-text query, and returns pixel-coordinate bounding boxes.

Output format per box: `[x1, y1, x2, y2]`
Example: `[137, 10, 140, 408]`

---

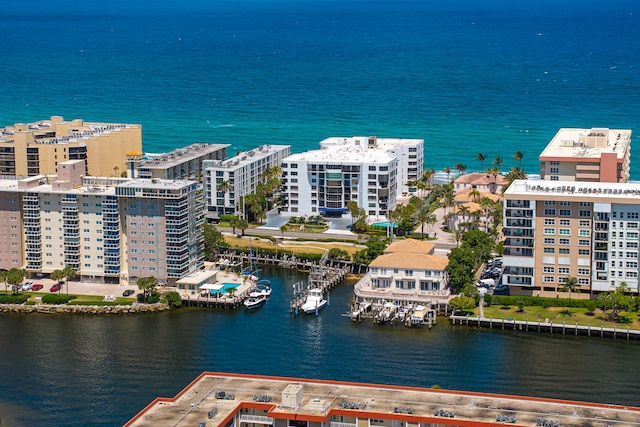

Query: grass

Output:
[478, 305, 640, 330]
[224, 236, 364, 257]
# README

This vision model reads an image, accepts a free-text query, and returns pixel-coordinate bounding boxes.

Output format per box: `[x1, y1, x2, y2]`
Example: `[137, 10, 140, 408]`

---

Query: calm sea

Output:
[1, 0, 639, 176]
[2, 2, 640, 425]
[1, 267, 640, 426]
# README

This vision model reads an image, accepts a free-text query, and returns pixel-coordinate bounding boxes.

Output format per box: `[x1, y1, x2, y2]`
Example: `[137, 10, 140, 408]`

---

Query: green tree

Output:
[0, 270, 8, 294]
[50, 269, 65, 293]
[559, 276, 580, 315]
[237, 218, 249, 235]
[229, 216, 240, 234]
[455, 163, 467, 177]
[165, 291, 182, 308]
[203, 223, 228, 260]
[503, 166, 526, 191]
[493, 157, 503, 172]
[414, 205, 431, 240]
[477, 153, 488, 170]
[7, 268, 28, 294]
[449, 295, 476, 313]
[513, 151, 524, 167]
[448, 228, 463, 248]
[327, 248, 349, 260]
[137, 276, 158, 303]
[347, 201, 361, 227]
[62, 265, 77, 295]
[444, 166, 451, 183]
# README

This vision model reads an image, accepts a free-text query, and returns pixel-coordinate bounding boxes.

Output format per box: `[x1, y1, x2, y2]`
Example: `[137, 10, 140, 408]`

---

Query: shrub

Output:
[147, 293, 160, 304]
[165, 291, 182, 308]
[219, 214, 237, 223]
[585, 300, 597, 314]
[492, 295, 592, 308]
[0, 294, 30, 304]
[484, 294, 493, 305]
[41, 294, 76, 304]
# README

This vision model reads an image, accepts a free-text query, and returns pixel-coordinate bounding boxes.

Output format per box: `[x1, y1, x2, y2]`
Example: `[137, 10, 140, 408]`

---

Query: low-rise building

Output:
[354, 239, 450, 308]
[453, 172, 507, 194]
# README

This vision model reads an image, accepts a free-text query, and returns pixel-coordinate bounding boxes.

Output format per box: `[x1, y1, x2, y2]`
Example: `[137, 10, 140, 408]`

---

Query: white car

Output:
[22, 282, 34, 291]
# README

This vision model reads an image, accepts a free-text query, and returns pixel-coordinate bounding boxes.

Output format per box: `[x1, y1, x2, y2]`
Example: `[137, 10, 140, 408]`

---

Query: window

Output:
[578, 239, 590, 246]
[627, 242, 639, 248]
[559, 248, 570, 254]
[544, 209, 556, 215]
[543, 238, 555, 245]
[579, 230, 590, 237]
[559, 219, 571, 226]
[543, 276, 555, 283]
[627, 232, 639, 239]
[550, 167, 559, 174]
[550, 176, 559, 181]
[559, 238, 570, 245]
[628, 222, 639, 229]
[578, 268, 590, 275]
[559, 209, 571, 216]
[579, 220, 591, 227]
[544, 247, 555, 253]
[578, 278, 590, 285]
[544, 218, 556, 225]
[559, 229, 570, 235]
[544, 201, 556, 206]
[558, 267, 570, 275]
[628, 212, 639, 219]
[543, 266, 555, 273]
[579, 210, 591, 217]
[544, 228, 555, 235]
[578, 249, 590, 256]
[579, 202, 591, 207]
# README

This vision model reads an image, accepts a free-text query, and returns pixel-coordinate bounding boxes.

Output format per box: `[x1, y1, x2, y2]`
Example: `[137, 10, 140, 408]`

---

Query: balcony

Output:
[504, 229, 534, 237]
[504, 238, 534, 248]
[505, 210, 533, 218]
[503, 248, 534, 257]
[506, 276, 532, 286]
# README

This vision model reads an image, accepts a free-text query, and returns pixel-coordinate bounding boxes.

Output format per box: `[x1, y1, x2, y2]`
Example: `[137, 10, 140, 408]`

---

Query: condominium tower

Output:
[502, 179, 640, 297]
[0, 115, 142, 177]
[202, 144, 291, 220]
[0, 161, 203, 285]
[539, 127, 631, 182]
[280, 140, 398, 219]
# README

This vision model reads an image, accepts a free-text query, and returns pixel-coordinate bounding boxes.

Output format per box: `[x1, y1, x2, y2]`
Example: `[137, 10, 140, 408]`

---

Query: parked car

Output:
[50, 284, 61, 292]
[493, 284, 509, 295]
[22, 282, 33, 291]
[122, 289, 135, 297]
[31, 284, 44, 291]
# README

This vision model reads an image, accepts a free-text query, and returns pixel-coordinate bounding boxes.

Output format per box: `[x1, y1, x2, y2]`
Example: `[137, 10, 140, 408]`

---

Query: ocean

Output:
[1, 0, 639, 177]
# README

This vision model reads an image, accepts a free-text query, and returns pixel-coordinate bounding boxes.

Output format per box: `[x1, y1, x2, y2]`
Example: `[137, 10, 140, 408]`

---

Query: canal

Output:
[0, 266, 638, 426]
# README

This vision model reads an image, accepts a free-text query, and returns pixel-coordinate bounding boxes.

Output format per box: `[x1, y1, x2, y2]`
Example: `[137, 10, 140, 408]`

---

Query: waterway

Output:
[1, 267, 639, 426]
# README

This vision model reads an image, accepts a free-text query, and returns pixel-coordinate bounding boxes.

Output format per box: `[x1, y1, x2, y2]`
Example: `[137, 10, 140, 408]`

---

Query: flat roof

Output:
[139, 143, 229, 170]
[176, 270, 218, 285]
[125, 372, 640, 427]
[284, 143, 397, 164]
[204, 145, 291, 170]
[539, 127, 631, 161]
[505, 179, 640, 201]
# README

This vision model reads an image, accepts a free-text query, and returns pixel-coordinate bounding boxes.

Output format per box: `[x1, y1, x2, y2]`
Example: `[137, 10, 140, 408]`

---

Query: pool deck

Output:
[125, 372, 640, 427]
[179, 271, 255, 308]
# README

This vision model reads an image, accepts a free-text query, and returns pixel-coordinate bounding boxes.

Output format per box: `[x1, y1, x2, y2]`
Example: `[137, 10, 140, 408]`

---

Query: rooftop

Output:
[284, 142, 397, 164]
[204, 145, 291, 170]
[539, 127, 632, 161]
[505, 179, 640, 201]
[125, 372, 640, 427]
[139, 143, 229, 170]
[369, 252, 449, 270]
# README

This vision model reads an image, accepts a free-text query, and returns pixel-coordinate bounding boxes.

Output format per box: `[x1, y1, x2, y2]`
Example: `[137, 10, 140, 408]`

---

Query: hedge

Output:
[229, 246, 323, 263]
[0, 294, 30, 304]
[491, 295, 593, 308]
[41, 294, 77, 304]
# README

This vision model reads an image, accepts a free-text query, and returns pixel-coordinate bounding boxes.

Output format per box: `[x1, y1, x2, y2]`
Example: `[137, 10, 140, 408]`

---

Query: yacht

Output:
[244, 294, 266, 310]
[301, 288, 327, 314]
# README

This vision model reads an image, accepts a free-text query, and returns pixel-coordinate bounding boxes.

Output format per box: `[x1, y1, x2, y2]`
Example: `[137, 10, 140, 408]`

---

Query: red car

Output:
[31, 284, 44, 291]
[50, 284, 61, 292]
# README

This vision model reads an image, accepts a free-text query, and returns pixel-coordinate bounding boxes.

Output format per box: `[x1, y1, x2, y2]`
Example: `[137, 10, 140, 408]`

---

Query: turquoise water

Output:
[372, 221, 397, 228]
[1, 0, 639, 177]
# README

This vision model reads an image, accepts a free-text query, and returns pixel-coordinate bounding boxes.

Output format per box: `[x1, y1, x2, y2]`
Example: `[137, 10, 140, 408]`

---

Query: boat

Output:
[374, 302, 397, 324]
[301, 288, 327, 314]
[250, 285, 272, 298]
[244, 294, 266, 310]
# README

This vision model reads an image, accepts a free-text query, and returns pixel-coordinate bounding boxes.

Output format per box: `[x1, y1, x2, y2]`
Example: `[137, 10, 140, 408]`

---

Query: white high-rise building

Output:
[202, 144, 291, 220]
[281, 140, 398, 219]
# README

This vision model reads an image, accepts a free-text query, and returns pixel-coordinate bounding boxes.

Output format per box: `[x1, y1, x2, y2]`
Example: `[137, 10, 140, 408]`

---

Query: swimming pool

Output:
[221, 283, 240, 292]
[371, 221, 397, 228]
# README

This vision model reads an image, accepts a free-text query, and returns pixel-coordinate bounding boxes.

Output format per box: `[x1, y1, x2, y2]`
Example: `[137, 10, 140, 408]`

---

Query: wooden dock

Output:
[289, 264, 351, 316]
[450, 315, 640, 340]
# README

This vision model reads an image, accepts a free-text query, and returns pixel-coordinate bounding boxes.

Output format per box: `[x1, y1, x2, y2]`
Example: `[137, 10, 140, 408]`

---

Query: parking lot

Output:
[14, 278, 138, 298]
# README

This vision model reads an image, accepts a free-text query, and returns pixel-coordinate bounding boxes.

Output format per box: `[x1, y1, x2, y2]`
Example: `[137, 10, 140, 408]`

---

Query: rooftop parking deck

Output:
[126, 373, 640, 427]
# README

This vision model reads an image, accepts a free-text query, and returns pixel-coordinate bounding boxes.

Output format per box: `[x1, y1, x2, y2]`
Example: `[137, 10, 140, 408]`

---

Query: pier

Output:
[289, 264, 351, 316]
[450, 315, 640, 340]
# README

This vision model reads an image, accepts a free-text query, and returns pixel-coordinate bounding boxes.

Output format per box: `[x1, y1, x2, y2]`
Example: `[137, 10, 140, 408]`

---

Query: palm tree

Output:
[477, 153, 488, 170]
[448, 228, 463, 247]
[513, 151, 524, 167]
[485, 166, 499, 194]
[137, 276, 158, 303]
[7, 268, 28, 294]
[443, 166, 451, 183]
[113, 165, 119, 177]
[414, 205, 431, 240]
[468, 189, 481, 203]
[62, 265, 77, 295]
[559, 276, 580, 315]
[493, 157, 503, 172]
[50, 269, 65, 294]
[454, 163, 467, 178]
[458, 204, 470, 226]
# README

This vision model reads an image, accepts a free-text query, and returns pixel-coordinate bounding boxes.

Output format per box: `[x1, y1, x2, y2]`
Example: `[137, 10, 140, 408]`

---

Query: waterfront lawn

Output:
[66, 295, 135, 306]
[224, 236, 362, 257]
[478, 305, 640, 330]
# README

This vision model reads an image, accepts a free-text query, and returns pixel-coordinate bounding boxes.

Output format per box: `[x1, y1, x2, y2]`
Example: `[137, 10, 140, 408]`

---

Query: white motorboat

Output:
[301, 288, 327, 314]
[244, 294, 266, 310]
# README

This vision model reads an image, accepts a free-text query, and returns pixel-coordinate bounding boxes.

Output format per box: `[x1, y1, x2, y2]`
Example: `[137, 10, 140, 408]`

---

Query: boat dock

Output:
[450, 315, 640, 340]
[289, 264, 351, 316]
[349, 300, 437, 328]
